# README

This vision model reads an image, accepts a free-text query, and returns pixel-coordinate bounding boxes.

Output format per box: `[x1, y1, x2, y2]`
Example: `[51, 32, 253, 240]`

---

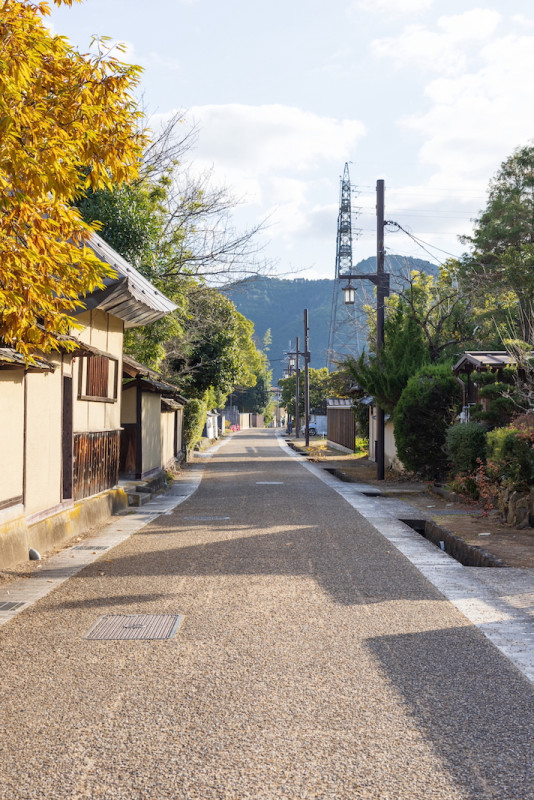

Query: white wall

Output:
[161, 410, 175, 467]
[142, 392, 162, 474]
[0, 371, 24, 506]
[24, 356, 63, 515]
[73, 310, 123, 434]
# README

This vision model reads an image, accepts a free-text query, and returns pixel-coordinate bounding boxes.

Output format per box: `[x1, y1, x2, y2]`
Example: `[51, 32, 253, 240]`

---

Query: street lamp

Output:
[338, 179, 390, 480]
[342, 281, 356, 305]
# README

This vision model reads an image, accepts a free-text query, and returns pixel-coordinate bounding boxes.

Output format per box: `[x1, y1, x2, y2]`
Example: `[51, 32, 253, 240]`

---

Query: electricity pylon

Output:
[326, 163, 367, 371]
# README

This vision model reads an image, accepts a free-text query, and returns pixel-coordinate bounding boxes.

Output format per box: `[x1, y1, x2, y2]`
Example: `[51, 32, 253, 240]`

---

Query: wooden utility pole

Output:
[376, 179, 386, 480]
[304, 309, 310, 447]
[295, 337, 300, 437]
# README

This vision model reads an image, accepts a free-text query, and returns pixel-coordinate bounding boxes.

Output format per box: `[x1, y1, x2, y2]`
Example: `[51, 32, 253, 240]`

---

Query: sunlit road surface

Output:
[1, 429, 533, 800]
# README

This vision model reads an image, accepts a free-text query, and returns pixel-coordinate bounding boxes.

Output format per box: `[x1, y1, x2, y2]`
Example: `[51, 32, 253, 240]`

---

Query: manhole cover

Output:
[0, 601, 25, 611]
[83, 614, 183, 640]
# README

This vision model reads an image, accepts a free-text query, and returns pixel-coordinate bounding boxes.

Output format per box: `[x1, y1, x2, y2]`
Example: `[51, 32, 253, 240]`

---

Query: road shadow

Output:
[366, 625, 534, 799]
[68, 521, 446, 607]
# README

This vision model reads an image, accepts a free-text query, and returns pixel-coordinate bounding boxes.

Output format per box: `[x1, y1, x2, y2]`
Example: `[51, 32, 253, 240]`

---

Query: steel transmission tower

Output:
[326, 164, 367, 370]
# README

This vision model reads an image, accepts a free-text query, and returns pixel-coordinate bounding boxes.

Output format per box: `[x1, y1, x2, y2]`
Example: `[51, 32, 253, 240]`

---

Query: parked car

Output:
[299, 424, 317, 436]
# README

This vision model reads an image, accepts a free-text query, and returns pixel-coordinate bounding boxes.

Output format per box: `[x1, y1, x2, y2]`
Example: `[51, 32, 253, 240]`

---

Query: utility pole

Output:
[376, 179, 386, 480]
[295, 337, 300, 438]
[304, 309, 310, 447]
[338, 178, 389, 480]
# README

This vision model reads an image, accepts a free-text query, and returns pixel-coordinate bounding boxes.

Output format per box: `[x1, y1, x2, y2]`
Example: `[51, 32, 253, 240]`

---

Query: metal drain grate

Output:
[83, 613, 183, 640]
[72, 545, 109, 551]
[0, 601, 26, 611]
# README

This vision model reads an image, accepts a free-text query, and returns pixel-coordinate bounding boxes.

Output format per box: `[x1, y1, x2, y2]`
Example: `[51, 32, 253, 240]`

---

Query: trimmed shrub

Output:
[183, 398, 207, 455]
[487, 421, 534, 490]
[446, 422, 487, 475]
[393, 363, 462, 479]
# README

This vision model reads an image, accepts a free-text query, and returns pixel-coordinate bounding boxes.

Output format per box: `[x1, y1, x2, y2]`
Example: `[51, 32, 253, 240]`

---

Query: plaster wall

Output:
[161, 411, 175, 466]
[24, 358, 63, 515]
[0, 371, 24, 505]
[142, 393, 162, 474]
[121, 385, 137, 425]
[73, 310, 123, 433]
[368, 407, 404, 470]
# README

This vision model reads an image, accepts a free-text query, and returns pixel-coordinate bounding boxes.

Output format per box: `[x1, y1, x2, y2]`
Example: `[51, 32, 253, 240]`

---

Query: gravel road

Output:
[0, 429, 533, 799]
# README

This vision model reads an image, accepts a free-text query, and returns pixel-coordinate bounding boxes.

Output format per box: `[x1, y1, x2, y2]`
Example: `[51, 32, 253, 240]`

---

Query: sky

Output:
[49, 0, 534, 280]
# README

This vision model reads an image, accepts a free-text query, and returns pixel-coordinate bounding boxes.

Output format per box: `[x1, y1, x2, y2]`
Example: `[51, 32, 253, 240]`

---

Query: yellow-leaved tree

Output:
[0, 0, 147, 355]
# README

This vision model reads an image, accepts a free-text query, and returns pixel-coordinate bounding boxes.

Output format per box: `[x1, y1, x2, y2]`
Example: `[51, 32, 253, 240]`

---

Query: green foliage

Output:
[446, 422, 487, 475]
[77, 181, 169, 281]
[355, 436, 369, 456]
[486, 415, 534, 490]
[280, 367, 332, 417]
[235, 372, 272, 414]
[350, 308, 429, 414]
[393, 363, 462, 479]
[353, 402, 370, 438]
[183, 398, 207, 453]
[165, 287, 263, 401]
[462, 144, 534, 342]
[226, 256, 437, 381]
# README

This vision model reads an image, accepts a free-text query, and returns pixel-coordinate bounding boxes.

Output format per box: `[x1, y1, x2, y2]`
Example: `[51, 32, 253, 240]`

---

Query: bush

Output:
[354, 402, 369, 438]
[446, 422, 487, 475]
[393, 363, 462, 479]
[183, 398, 207, 455]
[486, 421, 534, 490]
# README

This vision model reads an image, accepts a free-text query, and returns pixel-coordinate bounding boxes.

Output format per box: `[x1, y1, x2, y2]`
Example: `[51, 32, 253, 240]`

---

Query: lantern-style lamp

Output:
[342, 281, 356, 305]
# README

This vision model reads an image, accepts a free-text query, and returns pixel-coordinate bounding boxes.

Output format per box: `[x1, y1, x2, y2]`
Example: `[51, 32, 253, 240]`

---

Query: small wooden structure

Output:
[327, 398, 355, 452]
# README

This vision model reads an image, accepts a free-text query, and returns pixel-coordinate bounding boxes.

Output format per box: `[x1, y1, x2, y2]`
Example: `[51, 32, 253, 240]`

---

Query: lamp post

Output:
[303, 309, 310, 447]
[339, 179, 390, 480]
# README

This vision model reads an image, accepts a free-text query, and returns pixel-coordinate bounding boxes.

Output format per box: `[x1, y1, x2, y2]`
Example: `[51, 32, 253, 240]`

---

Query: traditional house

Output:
[0, 232, 176, 569]
[120, 355, 187, 480]
[452, 351, 530, 418]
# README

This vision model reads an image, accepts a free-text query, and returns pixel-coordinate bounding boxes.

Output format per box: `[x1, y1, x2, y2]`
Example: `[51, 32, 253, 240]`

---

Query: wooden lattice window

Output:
[78, 355, 118, 402]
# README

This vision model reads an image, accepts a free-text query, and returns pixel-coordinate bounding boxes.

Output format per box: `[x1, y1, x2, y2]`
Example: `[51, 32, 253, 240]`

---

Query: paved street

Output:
[1, 429, 533, 800]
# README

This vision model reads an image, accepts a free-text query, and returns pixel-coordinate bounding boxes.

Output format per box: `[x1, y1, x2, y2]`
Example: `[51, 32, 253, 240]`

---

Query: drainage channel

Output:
[321, 465, 502, 568]
[400, 518, 504, 567]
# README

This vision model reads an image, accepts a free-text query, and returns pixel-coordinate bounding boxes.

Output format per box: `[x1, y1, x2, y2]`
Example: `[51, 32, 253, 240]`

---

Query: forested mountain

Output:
[226, 255, 437, 382]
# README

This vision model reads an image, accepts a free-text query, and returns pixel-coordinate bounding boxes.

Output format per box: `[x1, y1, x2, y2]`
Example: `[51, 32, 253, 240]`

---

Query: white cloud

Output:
[152, 104, 365, 271]
[352, 0, 435, 15]
[371, 9, 502, 76]
[404, 31, 534, 187]
[184, 104, 365, 215]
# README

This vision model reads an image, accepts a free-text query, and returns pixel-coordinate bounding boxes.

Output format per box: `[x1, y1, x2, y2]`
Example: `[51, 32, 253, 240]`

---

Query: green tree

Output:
[280, 367, 332, 418]
[235, 371, 272, 414]
[349, 304, 429, 414]
[462, 143, 534, 342]
[165, 287, 262, 400]
[393, 363, 462, 479]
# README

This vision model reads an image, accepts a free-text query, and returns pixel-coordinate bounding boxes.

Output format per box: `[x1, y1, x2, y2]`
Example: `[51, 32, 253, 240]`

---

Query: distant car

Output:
[299, 424, 317, 436]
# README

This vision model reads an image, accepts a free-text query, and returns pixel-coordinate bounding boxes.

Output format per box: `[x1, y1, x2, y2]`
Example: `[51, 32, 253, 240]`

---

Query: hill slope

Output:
[226, 255, 437, 382]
